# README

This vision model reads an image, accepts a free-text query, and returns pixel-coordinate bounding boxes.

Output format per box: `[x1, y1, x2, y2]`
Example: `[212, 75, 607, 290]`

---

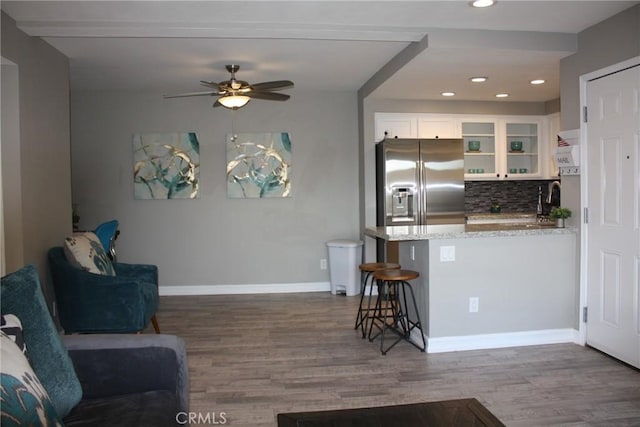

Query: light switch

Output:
[440, 246, 455, 262]
[469, 297, 479, 313]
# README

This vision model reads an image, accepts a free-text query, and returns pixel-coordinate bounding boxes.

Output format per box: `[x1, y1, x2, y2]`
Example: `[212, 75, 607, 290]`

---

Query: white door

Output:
[586, 64, 640, 367]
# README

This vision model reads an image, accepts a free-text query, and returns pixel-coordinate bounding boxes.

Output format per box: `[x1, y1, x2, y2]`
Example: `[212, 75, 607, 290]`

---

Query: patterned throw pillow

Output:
[63, 232, 115, 276]
[1, 314, 26, 354]
[0, 331, 63, 426]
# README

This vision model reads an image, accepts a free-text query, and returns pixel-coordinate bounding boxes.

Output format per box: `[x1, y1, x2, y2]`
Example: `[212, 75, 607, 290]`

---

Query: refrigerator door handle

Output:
[418, 156, 428, 225]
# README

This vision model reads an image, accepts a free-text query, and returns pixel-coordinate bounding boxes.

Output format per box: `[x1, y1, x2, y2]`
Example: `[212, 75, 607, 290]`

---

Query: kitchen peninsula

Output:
[364, 223, 578, 353]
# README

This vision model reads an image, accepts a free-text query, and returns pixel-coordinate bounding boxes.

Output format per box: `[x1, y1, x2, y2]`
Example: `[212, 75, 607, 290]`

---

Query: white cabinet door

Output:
[417, 116, 457, 139]
[461, 120, 498, 180]
[504, 118, 544, 179]
[546, 112, 561, 179]
[375, 113, 418, 141]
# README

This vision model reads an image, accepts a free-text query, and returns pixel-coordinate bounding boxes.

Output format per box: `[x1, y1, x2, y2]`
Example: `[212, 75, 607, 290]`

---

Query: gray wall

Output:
[560, 4, 640, 131]
[70, 90, 359, 288]
[1, 12, 71, 302]
[1, 60, 21, 274]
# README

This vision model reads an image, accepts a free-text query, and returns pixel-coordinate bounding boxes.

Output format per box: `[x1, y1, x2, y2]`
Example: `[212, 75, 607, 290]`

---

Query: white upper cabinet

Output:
[375, 113, 417, 140]
[503, 118, 545, 180]
[375, 113, 457, 141]
[546, 112, 561, 179]
[417, 116, 458, 139]
[460, 116, 547, 180]
[462, 120, 497, 178]
[375, 112, 553, 180]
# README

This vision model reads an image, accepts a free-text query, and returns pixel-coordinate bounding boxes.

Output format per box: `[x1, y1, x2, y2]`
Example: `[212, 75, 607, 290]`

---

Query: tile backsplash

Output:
[465, 179, 560, 214]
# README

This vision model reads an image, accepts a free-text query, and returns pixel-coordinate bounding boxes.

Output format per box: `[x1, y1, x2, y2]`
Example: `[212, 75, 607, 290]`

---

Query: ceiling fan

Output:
[163, 64, 294, 110]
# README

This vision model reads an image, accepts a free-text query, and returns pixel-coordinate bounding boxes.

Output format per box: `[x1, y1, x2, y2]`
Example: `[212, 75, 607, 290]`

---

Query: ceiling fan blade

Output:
[163, 90, 217, 99]
[200, 80, 221, 90]
[250, 80, 294, 91]
[249, 91, 290, 101]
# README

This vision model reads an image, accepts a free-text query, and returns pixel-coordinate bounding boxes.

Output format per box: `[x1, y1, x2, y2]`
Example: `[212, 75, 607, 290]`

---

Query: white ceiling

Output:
[2, 1, 638, 102]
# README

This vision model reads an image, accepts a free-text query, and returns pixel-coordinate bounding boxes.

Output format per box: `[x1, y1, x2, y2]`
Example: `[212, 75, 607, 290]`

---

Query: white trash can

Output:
[326, 239, 363, 296]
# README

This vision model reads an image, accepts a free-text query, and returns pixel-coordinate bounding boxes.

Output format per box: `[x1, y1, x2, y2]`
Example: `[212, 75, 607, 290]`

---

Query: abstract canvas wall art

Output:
[226, 132, 292, 198]
[133, 132, 200, 199]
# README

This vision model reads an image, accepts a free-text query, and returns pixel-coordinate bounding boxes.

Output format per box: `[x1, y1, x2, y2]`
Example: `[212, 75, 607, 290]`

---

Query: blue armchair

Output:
[93, 219, 120, 261]
[48, 247, 160, 334]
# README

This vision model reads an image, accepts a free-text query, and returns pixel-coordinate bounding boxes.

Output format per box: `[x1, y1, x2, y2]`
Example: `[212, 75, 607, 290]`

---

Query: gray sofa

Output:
[1, 264, 189, 426]
[62, 334, 189, 426]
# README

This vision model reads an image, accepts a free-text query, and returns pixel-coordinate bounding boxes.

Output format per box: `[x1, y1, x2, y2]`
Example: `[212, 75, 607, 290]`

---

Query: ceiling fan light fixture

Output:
[166, 65, 293, 110]
[470, 0, 496, 7]
[218, 95, 251, 109]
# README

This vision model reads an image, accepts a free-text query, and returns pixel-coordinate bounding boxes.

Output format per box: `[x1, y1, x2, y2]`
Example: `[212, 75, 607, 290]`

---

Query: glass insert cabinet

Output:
[462, 121, 496, 176]
[506, 122, 539, 177]
[462, 118, 543, 180]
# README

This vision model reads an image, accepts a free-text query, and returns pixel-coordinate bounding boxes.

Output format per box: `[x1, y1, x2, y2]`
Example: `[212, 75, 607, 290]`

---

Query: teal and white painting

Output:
[226, 132, 292, 198]
[133, 132, 200, 199]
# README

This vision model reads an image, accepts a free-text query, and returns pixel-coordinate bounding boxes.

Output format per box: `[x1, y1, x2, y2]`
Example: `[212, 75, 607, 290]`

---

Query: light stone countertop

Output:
[365, 223, 576, 241]
[466, 212, 538, 221]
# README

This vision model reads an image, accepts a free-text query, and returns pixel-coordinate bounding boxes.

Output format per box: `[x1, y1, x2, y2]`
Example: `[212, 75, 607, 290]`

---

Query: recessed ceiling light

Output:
[441, 92, 456, 97]
[530, 79, 546, 85]
[470, 0, 496, 8]
[496, 93, 509, 98]
[470, 77, 488, 83]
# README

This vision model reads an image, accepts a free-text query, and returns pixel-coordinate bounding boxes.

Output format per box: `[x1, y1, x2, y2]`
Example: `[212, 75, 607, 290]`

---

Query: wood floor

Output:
[148, 292, 640, 426]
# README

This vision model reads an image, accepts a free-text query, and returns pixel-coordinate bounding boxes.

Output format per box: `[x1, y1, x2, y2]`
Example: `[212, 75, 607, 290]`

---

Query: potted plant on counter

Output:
[550, 207, 572, 227]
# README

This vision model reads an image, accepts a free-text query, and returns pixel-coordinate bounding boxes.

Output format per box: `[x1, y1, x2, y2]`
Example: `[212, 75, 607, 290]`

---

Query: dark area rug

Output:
[277, 398, 505, 427]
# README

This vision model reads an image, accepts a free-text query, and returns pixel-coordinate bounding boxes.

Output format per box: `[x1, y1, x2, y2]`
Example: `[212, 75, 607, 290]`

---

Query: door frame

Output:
[578, 55, 640, 345]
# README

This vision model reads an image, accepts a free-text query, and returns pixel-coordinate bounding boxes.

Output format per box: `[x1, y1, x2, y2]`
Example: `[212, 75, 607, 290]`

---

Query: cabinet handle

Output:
[496, 173, 500, 178]
[505, 174, 508, 178]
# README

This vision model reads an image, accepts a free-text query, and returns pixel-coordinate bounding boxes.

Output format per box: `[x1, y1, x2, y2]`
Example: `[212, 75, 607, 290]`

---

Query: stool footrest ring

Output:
[366, 274, 426, 355]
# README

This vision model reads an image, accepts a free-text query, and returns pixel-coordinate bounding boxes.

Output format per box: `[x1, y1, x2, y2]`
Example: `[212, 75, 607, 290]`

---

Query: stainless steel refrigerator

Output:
[376, 138, 465, 227]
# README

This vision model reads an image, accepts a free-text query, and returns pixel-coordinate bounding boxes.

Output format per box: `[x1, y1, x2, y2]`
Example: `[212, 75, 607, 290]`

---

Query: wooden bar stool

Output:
[354, 262, 401, 338]
[368, 269, 426, 355]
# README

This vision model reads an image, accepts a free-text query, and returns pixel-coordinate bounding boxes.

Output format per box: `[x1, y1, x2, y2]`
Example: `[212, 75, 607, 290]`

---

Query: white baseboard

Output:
[159, 282, 331, 296]
[423, 328, 580, 353]
[158, 287, 579, 353]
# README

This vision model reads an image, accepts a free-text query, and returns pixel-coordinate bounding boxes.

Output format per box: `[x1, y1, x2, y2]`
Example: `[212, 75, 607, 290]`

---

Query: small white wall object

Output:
[556, 129, 580, 175]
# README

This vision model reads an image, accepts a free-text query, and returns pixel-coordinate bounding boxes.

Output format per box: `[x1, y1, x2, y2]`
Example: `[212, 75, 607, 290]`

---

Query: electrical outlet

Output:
[320, 259, 327, 270]
[469, 297, 479, 313]
[440, 245, 455, 262]
[410, 245, 415, 261]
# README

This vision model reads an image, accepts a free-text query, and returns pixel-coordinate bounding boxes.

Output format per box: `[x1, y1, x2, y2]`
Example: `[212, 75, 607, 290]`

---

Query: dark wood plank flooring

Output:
[147, 293, 640, 426]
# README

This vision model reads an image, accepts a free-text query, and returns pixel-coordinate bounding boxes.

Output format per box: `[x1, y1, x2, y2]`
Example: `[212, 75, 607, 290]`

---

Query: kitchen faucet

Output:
[546, 181, 561, 204]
